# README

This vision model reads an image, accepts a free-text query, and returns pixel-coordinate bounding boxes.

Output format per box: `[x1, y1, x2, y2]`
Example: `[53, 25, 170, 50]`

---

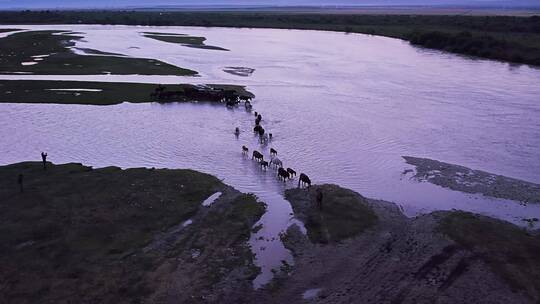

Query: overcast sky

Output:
[0, 0, 538, 9]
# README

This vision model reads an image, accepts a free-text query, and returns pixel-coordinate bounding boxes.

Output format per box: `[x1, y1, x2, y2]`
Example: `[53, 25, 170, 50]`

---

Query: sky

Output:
[0, 0, 538, 9]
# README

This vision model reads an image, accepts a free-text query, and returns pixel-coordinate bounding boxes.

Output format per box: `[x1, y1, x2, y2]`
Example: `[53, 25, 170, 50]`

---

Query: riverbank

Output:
[0, 80, 254, 105]
[0, 162, 265, 303]
[265, 184, 540, 303]
[0, 11, 539, 66]
[2, 162, 539, 303]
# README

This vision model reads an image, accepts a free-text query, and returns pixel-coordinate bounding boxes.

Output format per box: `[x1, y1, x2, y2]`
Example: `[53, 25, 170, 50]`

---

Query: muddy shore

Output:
[403, 156, 540, 204]
[260, 184, 540, 304]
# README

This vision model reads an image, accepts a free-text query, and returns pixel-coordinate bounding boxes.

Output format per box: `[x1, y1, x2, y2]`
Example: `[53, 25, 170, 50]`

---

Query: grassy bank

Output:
[0, 80, 254, 105]
[0, 11, 539, 66]
[285, 184, 378, 243]
[0, 161, 265, 303]
[438, 211, 540, 300]
[0, 30, 196, 75]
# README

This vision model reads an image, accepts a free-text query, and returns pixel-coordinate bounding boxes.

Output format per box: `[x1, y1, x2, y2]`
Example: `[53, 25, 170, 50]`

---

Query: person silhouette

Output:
[41, 152, 47, 171]
[18, 174, 23, 193]
[316, 188, 323, 211]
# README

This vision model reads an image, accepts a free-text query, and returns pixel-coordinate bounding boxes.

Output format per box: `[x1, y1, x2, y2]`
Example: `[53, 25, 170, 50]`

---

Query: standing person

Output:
[316, 188, 323, 211]
[18, 174, 23, 193]
[41, 152, 47, 171]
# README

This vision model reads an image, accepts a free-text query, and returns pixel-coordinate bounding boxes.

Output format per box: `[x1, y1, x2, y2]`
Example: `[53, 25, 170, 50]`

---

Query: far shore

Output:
[1, 10, 539, 67]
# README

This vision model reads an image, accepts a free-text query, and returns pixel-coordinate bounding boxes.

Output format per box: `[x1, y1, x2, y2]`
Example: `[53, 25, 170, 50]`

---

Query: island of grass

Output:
[403, 156, 540, 204]
[0, 28, 19, 33]
[284, 184, 378, 243]
[0, 161, 265, 303]
[0, 30, 197, 75]
[142, 32, 229, 51]
[0, 80, 254, 105]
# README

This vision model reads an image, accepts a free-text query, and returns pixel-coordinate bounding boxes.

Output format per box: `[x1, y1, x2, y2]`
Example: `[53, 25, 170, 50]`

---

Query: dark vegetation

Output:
[143, 33, 229, 51]
[285, 184, 378, 243]
[0, 28, 19, 33]
[0, 30, 197, 75]
[438, 211, 540, 302]
[0, 80, 253, 105]
[0, 11, 539, 66]
[0, 162, 265, 303]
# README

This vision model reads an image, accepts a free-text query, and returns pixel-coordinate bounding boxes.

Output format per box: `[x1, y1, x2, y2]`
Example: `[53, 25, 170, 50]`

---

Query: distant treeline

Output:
[1, 10, 540, 66]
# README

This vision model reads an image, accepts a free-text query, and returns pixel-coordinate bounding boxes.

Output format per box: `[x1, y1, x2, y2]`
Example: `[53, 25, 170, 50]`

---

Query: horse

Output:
[254, 125, 263, 133]
[259, 133, 269, 144]
[235, 127, 240, 136]
[260, 160, 269, 170]
[254, 111, 258, 117]
[278, 167, 290, 181]
[252, 150, 264, 162]
[242, 146, 249, 154]
[286, 168, 296, 178]
[298, 173, 311, 188]
[257, 114, 262, 121]
[270, 157, 282, 168]
[240, 95, 252, 102]
[258, 127, 265, 137]
[255, 118, 260, 126]
[270, 148, 277, 156]
[269, 133, 273, 140]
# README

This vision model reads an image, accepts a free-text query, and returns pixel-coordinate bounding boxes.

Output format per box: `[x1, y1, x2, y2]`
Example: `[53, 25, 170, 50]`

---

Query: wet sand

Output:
[403, 156, 540, 204]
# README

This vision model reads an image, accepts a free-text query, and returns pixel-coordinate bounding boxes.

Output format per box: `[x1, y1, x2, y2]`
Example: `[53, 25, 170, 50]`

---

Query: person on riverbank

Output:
[41, 152, 47, 171]
[316, 188, 323, 211]
[18, 174, 23, 193]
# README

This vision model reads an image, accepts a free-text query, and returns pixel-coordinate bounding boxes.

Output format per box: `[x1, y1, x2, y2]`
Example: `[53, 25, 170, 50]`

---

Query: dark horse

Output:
[298, 173, 311, 188]
[278, 167, 290, 181]
[242, 145, 249, 154]
[260, 160, 269, 170]
[270, 148, 277, 156]
[286, 168, 296, 178]
[252, 150, 264, 162]
[254, 125, 263, 133]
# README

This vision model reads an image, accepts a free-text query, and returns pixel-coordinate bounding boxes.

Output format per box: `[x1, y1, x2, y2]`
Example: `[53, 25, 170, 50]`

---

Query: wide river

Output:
[1, 25, 540, 287]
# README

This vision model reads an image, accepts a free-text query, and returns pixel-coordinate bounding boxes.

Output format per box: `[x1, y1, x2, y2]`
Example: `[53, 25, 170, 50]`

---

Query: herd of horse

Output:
[241, 109, 312, 188]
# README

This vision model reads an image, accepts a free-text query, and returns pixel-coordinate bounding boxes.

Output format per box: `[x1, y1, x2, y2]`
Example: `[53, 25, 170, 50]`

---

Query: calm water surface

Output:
[1, 25, 540, 287]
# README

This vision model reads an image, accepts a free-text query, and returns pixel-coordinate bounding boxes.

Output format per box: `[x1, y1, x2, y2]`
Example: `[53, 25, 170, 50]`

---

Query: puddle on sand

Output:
[202, 191, 222, 207]
[302, 288, 322, 300]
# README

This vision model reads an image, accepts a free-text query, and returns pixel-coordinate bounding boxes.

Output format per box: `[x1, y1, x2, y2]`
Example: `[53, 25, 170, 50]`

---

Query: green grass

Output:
[438, 211, 540, 301]
[0, 161, 265, 303]
[0, 28, 19, 33]
[143, 33, 229, 51]
[0, 30, 197, 75]
[0, 80, 254, 105]
[287, 185, 378, 244]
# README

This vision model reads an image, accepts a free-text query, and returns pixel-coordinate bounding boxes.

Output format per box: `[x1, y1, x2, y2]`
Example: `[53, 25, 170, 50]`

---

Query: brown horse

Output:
[270, 148, 277, 156]
[260, 160, 269, 170]
[298, 173, 311, 188]
[286, 168, 296, 178]
[252, 150, 264, 162]
[278, 167, 289, 181]
[242, 146, 249, 154]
